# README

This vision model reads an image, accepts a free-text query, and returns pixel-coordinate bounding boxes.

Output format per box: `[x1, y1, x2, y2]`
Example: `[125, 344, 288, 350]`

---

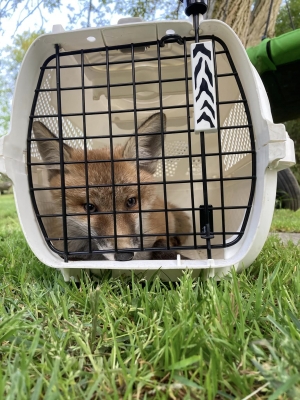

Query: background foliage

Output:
[276, 0, 300, 35]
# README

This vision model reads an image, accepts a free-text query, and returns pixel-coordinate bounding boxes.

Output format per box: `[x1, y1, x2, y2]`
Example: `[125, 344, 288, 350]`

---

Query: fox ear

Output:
[123, 113, 166, 174]
[33, 121, 73, 163]
[32, 121, 73, 179]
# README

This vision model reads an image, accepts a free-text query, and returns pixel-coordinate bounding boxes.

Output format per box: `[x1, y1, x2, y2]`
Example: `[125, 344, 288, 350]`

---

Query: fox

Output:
[33, 113, 191, 261]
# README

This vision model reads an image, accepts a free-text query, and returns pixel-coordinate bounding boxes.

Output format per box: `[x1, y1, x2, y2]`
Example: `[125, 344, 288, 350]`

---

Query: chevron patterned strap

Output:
[191, 41, 217, 133]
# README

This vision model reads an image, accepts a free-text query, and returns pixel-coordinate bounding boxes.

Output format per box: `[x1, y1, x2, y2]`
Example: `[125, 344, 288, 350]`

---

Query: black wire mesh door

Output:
[27, 35, 256, 262]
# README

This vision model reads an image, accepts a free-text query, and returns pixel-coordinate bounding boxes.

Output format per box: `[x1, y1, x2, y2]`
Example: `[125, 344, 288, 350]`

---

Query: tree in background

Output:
[0, 30, 44, 135]
[1, 30, 45, 88]
[114, 0, 185, 22]
[0, 75, 10, 136]
[0, 0, 62, 34]
[67, 0, 111, 28]
[276, 0, 300, 35]
[0, 0, 185, 32]
[206, 0, 282, 47]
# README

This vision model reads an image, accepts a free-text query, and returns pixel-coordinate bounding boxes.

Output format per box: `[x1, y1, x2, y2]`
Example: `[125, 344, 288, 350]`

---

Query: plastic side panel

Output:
[60, 268, 202, 283]
[202, 135, 273, 273]
[1, 45, 62, 271]
[6, 37, 67, 268]
[228, 145, 276, 270]
[203, 167, 277, 279]
[12, 172, 64, 268]
[60, 268, 82, 282]
[156, 20, 194, 38]
[200, 20, 272, 153]
[276, 136, 296, 170]
[235, 168, 277, 272]
[101, 23, 157, 46]
[110, 269, 201, 281]
[42, 28, 105, 49]
[250, 66, 273, 123]
[101, 20, 194, 47]
[7, 37, 54, 164]
[42, 21, 194, 50]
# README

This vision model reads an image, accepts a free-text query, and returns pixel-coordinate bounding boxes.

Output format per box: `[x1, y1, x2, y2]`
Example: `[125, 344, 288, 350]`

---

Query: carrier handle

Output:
[159, 34, 184, 47]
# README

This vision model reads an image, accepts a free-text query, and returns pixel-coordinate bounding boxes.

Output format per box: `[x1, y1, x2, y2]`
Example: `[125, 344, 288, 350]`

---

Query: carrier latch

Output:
[200, 204, 214, 239]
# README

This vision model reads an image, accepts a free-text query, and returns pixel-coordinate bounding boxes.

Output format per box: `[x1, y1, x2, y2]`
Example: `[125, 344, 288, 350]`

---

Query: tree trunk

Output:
[246, 0, 282, 47]
[207, 0, 252, 45]
[207, 0, 282, 47]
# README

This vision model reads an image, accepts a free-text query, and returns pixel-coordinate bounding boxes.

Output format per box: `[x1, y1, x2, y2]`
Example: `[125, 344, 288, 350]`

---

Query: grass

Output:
[0, 194, 300, 399]
[270, 208, 300, 232]
[0, 192, 18, 229]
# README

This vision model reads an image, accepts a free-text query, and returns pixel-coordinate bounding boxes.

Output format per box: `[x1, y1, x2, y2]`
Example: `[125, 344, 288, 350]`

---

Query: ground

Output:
[0, 194, 299, 399]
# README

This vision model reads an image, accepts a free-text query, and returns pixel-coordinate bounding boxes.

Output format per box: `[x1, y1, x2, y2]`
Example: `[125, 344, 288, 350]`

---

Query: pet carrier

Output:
[0, 1, 295, 281]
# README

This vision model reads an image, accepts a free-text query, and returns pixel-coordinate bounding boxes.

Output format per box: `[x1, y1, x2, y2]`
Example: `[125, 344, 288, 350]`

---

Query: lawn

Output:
[270, 208, 300, 232]
[0, 194, 299, 399]
[0, 192, 19, 229]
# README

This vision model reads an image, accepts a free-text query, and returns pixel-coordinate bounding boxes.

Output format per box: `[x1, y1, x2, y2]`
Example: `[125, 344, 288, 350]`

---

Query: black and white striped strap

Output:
[191, 41, 217, 133]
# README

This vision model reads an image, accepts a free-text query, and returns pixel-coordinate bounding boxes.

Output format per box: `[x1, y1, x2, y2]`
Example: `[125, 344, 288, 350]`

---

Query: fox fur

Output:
[33, 113, 191, 261]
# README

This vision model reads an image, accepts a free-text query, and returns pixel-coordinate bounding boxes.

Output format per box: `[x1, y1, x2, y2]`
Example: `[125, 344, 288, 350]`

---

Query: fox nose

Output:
[114, 252, 134, 261]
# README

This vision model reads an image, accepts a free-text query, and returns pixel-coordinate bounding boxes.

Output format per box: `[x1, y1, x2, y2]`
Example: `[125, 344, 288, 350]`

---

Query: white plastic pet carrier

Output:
[0, 1, 295, 281]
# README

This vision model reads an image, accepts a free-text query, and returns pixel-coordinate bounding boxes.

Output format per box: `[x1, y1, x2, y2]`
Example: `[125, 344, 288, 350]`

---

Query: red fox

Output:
[33, 113, 191, 261]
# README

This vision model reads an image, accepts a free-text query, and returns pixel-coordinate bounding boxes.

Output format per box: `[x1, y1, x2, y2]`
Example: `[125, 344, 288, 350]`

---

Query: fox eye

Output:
[126, 197, 137, 208]
[83, 203, 97, 213]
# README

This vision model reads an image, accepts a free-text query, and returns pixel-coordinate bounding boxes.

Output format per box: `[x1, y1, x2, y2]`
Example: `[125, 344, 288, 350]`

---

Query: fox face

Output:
[33, 113, 191, 261]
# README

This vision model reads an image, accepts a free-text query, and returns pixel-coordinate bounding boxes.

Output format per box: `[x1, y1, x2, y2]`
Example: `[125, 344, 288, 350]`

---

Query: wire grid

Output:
[31, 70, 92, 160]
[27, 35, 256, 262]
